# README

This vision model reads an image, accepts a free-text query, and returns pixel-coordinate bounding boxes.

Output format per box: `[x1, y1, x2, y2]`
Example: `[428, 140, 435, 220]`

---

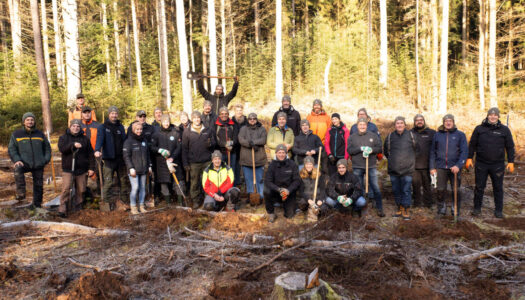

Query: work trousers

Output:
[14, 166, 44, 207]
[59, 172, 87, 213]
[474, 162, 505, 214]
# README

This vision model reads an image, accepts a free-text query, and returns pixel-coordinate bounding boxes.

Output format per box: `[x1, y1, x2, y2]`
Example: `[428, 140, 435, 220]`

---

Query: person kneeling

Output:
[297, 156, 327, 222]
[325, 159, 366, 216]
[264, 144, 302, 223]
[202, 150, 240, 211]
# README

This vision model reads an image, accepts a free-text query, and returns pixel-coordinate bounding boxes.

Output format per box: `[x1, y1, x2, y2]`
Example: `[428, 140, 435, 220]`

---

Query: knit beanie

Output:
[108, 106, 119, 114]
[442, 114, 455, 123]
[487, 107, 500, 117]
[304, 156, 315, 165]
[248, 112, 257, 119]
[331, 113, 341, 120]
[313, 99, 323, 107]
[211, 150, 222, 160]
[219, 106, 229, 114]
[357, 118, 368, 124]
[22, 112, 36, 123]
[394, 116, 406, 124]
[275, 144, 287, 153]
[70, 119, 82, 127]
[336, 159, 347, 167]
[413, 114, 425, 123]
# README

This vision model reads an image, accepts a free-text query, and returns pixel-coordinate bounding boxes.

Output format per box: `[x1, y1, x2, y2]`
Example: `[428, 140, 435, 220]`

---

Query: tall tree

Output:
[201, 0, 208, 90]
[415, 0, 421, 108]
[41, 0, 51, 86]
[220, 0, 226, 89]
[175, 0, 193, 112]
[254, 0, 260, 44]
[275, 0, 283, 101]
[478, 0, 486, 109]
[52, 0, 65, 86]
[157, 0, 171, 108]
[488, 0, 497, 107]
[431, 0, 439, 111]
[462, 0, 468, 66]
[62, 0, 82, 106]
[188, 0, 197, 95]
[102, 1, 111, 87]
[113, 0, 121, 81]
[31, 0, 53, 133]
[208, 0, 219, 89]
[228, 0, 236, 73]
[379, 0, 388, 89]
[131, 0, 143, 91]
[8, 0, 22, 73]
[438, 0, 450, 113]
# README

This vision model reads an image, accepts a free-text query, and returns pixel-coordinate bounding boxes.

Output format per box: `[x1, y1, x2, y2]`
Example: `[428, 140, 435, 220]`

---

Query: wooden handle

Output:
[365, 156, 369, 194]
[454, 172, 458, 222]
[252, 148, 257, 191]
[312, 147, 323, 203]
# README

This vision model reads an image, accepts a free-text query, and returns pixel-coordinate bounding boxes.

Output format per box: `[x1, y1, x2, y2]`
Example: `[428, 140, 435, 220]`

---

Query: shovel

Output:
[249, 147, 261, 206]
[454, 172, 458, 223]
[167, 160, 188, 206]
[312, 146, 323, 206]
[96, 158, 104, 203]
[187, 71, 237, 80]
[67, 149, 79, 215]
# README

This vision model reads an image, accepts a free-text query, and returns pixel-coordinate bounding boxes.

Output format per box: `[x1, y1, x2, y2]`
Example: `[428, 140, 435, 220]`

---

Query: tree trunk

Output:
[229, 0, 236, 73]
[438, 0, 449, 114]
[208, 0, 218, 89]
[220, 0, 226, 89]
[62, 0, 82, 107]
[52, 0, 65, 86]
[175, 0, 193, 113]
[416, 0, 421, 109]
[102, 1, 111, 88]
[254, 0, 260, 44]
[188, 0, 197, 95]
[126, 17, 133, 87]
[157, 0, 171, 108]
[379, 0, 388, 89]
[275, 0, 283, 101]
[478, 0, 486, 109]
[366, 0, 371, 99]
[131, 0, 143, 91]
[201, 0, 208, 90]
[462, 0, 468, 67]
[0, 1, 9, 79]
[431, 0, 439, 111]
[113, 0, 121, 81]
[507, 4, 513, 72]
[30, 0, 53, 133]
[41, 0, 52, 86]
[8, 0, 22, 73]
[488, 0, 497, 107]
[324, 58, 331, 102]
[305, 0, 309, 37]
[292, 0, 296, 38]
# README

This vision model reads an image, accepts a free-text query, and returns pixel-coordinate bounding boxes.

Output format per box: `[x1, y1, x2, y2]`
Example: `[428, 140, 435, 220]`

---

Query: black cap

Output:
[76, 93, 85, 99]
[82, 106, 92, 112]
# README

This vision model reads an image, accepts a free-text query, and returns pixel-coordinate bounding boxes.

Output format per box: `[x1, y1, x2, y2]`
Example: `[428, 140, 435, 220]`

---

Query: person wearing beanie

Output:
[238, 112, 267, 203]
[296, 155, 328, 221]
[350, 108, 380, 137]
[201, 150, 241, 211]
[150, 107, 163, 128]
[197, 74, 239, 115]
[80, 106, 101, 200]
[182, 109, 217, 209]
[8, 112, 51, 210]
[467, 108, 515, 218]
[348, 118, 384, 217]
[410, 114, 436, 208]
[264, 144, 302, 222]
[201, 100, 218, 129]
[325, 113, 350, 176]
[384, 116, 418, 220]
[306, 99, 331, 145]
[95, 104, 129, 212]
[292, 119, 323, 170]
[325, 159, 366, 216]
[267, 112, 294, 159]
[213, 107, 240, 185]
[430, 113, 468, 217]
[232, 104, 247, 188]
[57, 119, 96, 217]
[68, 93, 97, 125]
[127, 110, 155, 143]
[271, 95, 302, 136]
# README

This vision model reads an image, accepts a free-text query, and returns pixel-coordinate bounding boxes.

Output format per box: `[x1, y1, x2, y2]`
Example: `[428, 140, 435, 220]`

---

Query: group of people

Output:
[8, 83, 516, 222]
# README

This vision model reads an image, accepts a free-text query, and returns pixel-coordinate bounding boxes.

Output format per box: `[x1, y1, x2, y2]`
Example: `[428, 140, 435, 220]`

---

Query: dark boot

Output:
[163, 195, 172, 205]
[437, 201, 446, 215]
[471, 208, 481, 217]
[494, 211, 503, 219]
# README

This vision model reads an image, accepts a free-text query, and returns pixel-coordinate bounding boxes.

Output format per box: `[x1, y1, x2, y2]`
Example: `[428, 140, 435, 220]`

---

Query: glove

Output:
[361, 146, 372, 158]
[279, 188, 289, 201]
[337, 195, 345, 203]
[253, 145, 260, 151]
[249, 140, 254, 147]
[328, 154, 336, 164]
[342, 197, 353, 207]
[129, 168, 136, 177]
[148, 167, 153, 175]
[226, 141, 233, 151]
[431, 172, 437, 188]
[158, 148, 170, 158]
[465, 158, 473, 169]
[377, 153, 384, 161]
[167, 161, 176, 173]
[184, 166, 191, 172]
[506, 163, 514, 173]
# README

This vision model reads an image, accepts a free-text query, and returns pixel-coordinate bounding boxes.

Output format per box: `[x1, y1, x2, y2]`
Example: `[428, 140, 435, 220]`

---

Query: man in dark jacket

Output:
[325, 159, 366, 216]
[182, 111, 217, 208]
[384, 116, 418, 220]
[411, 114, 436, 208]
[127, 110, 155, 143]
[348, 118, 384, 217]
[264, 144, 302, 222]
[467, 108, 515, 218]
[271, 95, 301, 136]
[325, 113, 350, 175]
[95, 106, 128, 212]
[202, 100, 218, 129]
[197, 76, 239, 115]
[232, 104, 247, 187]
[213, 107, 239, 174]
[57, 119, 95, 216]
[8, 112, 51, 209]
[430, 114, 468, 217]
[292, 120, 323, 169]
[151, 107, 163, 129]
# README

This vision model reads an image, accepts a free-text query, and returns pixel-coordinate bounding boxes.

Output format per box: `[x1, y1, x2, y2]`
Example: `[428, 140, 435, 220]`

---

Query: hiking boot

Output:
[402, 206, 411, 220]
[203, 202, 215, 211]
[437, 203, 446, 215]
[192, 199, 202, 209]
[376, 208, 385, 218]
[356, 209, 362, 218]
[100, 202, 111, 212]
[394, 206, 402, 218]
[494, 211, 504, 219]
[139, 205, 147, 213]
[57, 212, 68, 218]
[115, 199, 130, 211]
[130, 205, 139, 215]
[471, 208, 481, 217]
[268, 213, 277, 223]
[145, 199, 155, 208]
[233, 202, 241, 212]
[15, 194, 25, 201]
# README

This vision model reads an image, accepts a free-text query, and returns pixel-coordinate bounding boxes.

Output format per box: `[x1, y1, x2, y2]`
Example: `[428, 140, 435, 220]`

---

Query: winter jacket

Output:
[347, 130, 382, 169]
[127, 121, 155, 143]
[325, 123, 350, 160]
[266, 126, 294, 159]
[123, 133, 151, 175]
[202, 162, 234, 197]
[202, 112, 218, 130]
[213, 117, 239, 155]
[384, 130, 418, 176]
[468, 119, 515, 165]
[306, 110, 332, 145]
[58, 129, 95, 175]
[68, 105, 97, 124]
[81, 118, 100, 150]
[298, 168, 326, 203]
[8, 127, 51, 170]
[264, 158, 302, 194]
[350, 121, 380, 137]
[197, 78, 239, 115]
[95, 120, 126, 160]
[429, 126, 468, 170]
[238, 122, 268, 167]
[292, 130, 323, 165]
[178, 121, 192, 134]
[326, 171, 363, 201]
[151, 125, 183, 183]
[182, 125, 216, 167]
[271, 106, 302, 136]
[233, 115, 248, 129]
[411, 127, 436, 169]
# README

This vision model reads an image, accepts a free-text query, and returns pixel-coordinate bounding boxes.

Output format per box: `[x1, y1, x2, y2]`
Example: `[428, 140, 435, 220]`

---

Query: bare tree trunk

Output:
[31, 0, 53, 133]
[157, 0, 171, 108]
[175, 0, 193, 113]
[431, 0, 439, 111]
[507, 4, 513, 72]
[8, 0, 22, 73]
[292, 0, 296, 38]
[189, 0, 197, 95]
[208, 0, 218, 89]
[462, 0, 468, 67]
[254, 0, 260, 44]
[275, 0, 283, 101]
[201, 0, 208, 90]
[305, 0, 309, 37]
[41, 0, 51, 86]
[52, 0, 64, 86]
[113, 0, 121, 81]
[484, 4, 488, 89]
[126, 17, 133, 87]
[62, 0, 82, 107]
[416, 0, 421, 108]
[379, 0, 388, 89]
[0, 2, 9, 79]
[488, 0, 497, 107]
[102, 1, 111, 88]
[131, 0, 143, 91]
[229, 0, 236, 73]
[366, 0, 371, 101]
[438, 0, 450, 114]
[220, 0, 226, 89]
[478, 0, 486, 109]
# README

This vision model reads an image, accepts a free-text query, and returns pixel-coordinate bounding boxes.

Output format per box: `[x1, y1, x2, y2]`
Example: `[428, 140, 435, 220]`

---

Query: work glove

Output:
[431, 172, 437, 188]
[167, 161, 176, 173]
[253, 145, 260, 151]
[148, 167, 153, 175]
[249, 140, 254, 147]
[129, 168, 136, 177]
[328, 154, 336, 164]
[158, 148, 170, 158]
[226, 141, 234, 151]
[337, 195, 352, 207]
[465, 158, 473, 169]
[361, 146, 373, 158]
[506, 163, 514, 173]
[184, 166, 191, 172]
[279, 188, 290, 201]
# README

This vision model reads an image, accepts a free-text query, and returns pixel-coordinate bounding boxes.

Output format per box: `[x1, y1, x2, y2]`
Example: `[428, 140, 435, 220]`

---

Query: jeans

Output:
[353, 168, 383, 210]
[474, 162, 505, 213]
[412, 169, 433, 207]
[129, 174, 147, 206]
[390, 175, 412, 208]
[14, 166, 44, 207]
[242, 166, 264, 196]
[325, 196, 367, 212]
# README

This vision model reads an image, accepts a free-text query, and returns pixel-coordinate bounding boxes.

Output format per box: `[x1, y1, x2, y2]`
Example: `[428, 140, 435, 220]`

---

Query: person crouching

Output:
[325, 159, 367, 216]
[202, 150, 240, 211]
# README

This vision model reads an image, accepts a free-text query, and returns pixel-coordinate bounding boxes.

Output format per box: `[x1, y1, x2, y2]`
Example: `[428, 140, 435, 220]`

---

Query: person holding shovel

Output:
[202, 150, 241, 211]
[213, 106, 239, 170]
[292, 119, 323, 171]
[325, 159, 366, 216]
[197, 75, 239, 115]
[297, 156, 327, 221]
[238, 113, 267, 205]
[430, 114, 468, 217]
[57, 119, 96, 217]
[348, 118, 384, 217]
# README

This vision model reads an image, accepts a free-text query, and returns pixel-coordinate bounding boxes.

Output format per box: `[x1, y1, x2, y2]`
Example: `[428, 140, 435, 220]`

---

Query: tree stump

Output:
[270, 272, 341, 300]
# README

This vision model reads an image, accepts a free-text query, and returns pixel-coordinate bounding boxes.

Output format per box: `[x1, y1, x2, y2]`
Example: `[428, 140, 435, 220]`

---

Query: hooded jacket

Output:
[95, 120, 126, 160]
[325, 123, 350, 160]
[347, 130, 382, 169]
[123, 132, 151, 175]
[384, 129, 418, 176]
[8, 127, 51, 170]
[411, 126, 436, 169]
[468, 119, 515, 165]
[58, 129, 95, 175]
[151, 125, 183, 182]
[238, 121, 268, 167]
[182, 125, 216, 166]
[197, 79, 239, 115]
[271, 106, 302, 136]
[202, 161, 234, 197]
[127, 121, 155, 143]
[306, 110, 332, 145]
[292, 130, 323, 165]
[214, 117, 239, 154]
[265, 158, 302, 194]
[429, 125, 468, 170]
[326, 171, 363, 201]
[266, 125, 294, 159]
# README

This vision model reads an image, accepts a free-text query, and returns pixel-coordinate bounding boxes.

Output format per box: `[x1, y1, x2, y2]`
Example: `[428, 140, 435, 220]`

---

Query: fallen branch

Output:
[459, 245, 521, 264]
[68, 258, 123, 276]
[0, 220, 129, 236]
[174, 206, 265, 219]
[177, 237, 280, 250]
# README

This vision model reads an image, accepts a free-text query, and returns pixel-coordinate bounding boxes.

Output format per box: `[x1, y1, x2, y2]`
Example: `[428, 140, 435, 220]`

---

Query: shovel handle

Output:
[454, 172, 458, 223]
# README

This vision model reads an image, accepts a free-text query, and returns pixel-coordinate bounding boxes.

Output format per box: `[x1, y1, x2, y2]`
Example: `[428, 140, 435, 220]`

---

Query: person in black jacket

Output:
[292, 120, 323, 169]
[232, 104, 247, 187]
[271, 95, 302, 136]
[123, 122, 152, 215]
[57, 119, 95, 216]
[197, 76, 239, 115]
[384, 116, 418, 220]
[213, 106, 240, 176]
[411, 114, 436, 208]
[182, 111, 217, 208]
[297, 156, 327, 221]
[178, 111, 191, 133]
[264, 144, 302, 222]
[325, 159, 366, 216]
[127, 110, 155, 142]
[467, 108, 515, 218]
[151, 107, 163, 128]
[202, 100, 218, 129]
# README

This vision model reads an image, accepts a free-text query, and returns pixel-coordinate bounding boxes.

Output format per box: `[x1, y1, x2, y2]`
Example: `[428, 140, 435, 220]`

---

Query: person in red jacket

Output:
[325, 113, 350, 176]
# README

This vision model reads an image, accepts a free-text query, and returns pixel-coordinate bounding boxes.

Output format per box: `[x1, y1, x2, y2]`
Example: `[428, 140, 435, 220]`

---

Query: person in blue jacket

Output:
[430, 114, 468, 216]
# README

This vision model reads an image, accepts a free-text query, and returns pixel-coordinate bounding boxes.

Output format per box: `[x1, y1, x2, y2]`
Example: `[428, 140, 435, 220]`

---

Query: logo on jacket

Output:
[142, 142, 146, 146]
[370, 139, 373, 143]
[170, 136, 175, 140]
[117, 130, 121, 134]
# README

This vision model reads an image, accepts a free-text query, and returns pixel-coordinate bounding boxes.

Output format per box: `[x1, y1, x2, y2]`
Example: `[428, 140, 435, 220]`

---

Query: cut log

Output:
[459, 245, 521, 264]
[174, 206, 265, 220]
[271, 272, 342, 300]
[0, 220, 129, 236]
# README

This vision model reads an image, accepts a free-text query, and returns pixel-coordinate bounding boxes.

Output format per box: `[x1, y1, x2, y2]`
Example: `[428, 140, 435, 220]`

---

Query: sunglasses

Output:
[248, 118, 257, 120]
[138, 115, 146, 118]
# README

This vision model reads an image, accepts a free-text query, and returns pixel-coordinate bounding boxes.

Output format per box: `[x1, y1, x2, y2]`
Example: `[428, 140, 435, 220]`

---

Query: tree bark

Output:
[157, 0, 171, 108]
[416, 0, 421, 109]
[507, 4, 513, 72]
[52, 0, 65, 86]
[305, 0, 309, 37]
[379, 0, 388, 89]
[462, 0, 468, 67]
[431, 0, 439, 111]
[478, 0, 486, 109]
[188, 0, 197, 95]
[8, 0, 22, 73]
[30, 0, 53, 133]
[201, 0, 208, 90]
[229, 0, 236, 73]
[175, 0, 193, 113]
[41, 0, 52, 86]
[62, 0, 82, 107]
[102, 1, 111, 88]
[488, 0, 497, 107]
[438, 0, 450, 114]
[254, 0, 260, 44]
[275, 0, 283, 101]
[131, 0, 143, 91]
[208, 0, 219, 89]
[220, 0, 226, 89]
[126, 17, 133, 87]
[113, 0, 121, 81]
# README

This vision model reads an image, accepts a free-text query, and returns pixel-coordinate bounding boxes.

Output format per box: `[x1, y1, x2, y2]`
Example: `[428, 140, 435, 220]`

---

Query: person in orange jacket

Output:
[68, 94, 96, 124]
[306, 99, 331, 175]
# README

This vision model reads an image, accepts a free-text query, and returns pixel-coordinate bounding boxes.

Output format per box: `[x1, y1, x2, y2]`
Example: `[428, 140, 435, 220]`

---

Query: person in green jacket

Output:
[8, 112, 51, 209]
[267, 112, 294, 159]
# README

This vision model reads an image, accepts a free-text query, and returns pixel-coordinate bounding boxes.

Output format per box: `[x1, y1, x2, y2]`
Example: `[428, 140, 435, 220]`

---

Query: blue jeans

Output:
[353, 168, 383, 210]
[390, 175, 412, 208]
[325, 196, 367, 211]
[129, 174, 147, 206]
[242, 166, 264, 196]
